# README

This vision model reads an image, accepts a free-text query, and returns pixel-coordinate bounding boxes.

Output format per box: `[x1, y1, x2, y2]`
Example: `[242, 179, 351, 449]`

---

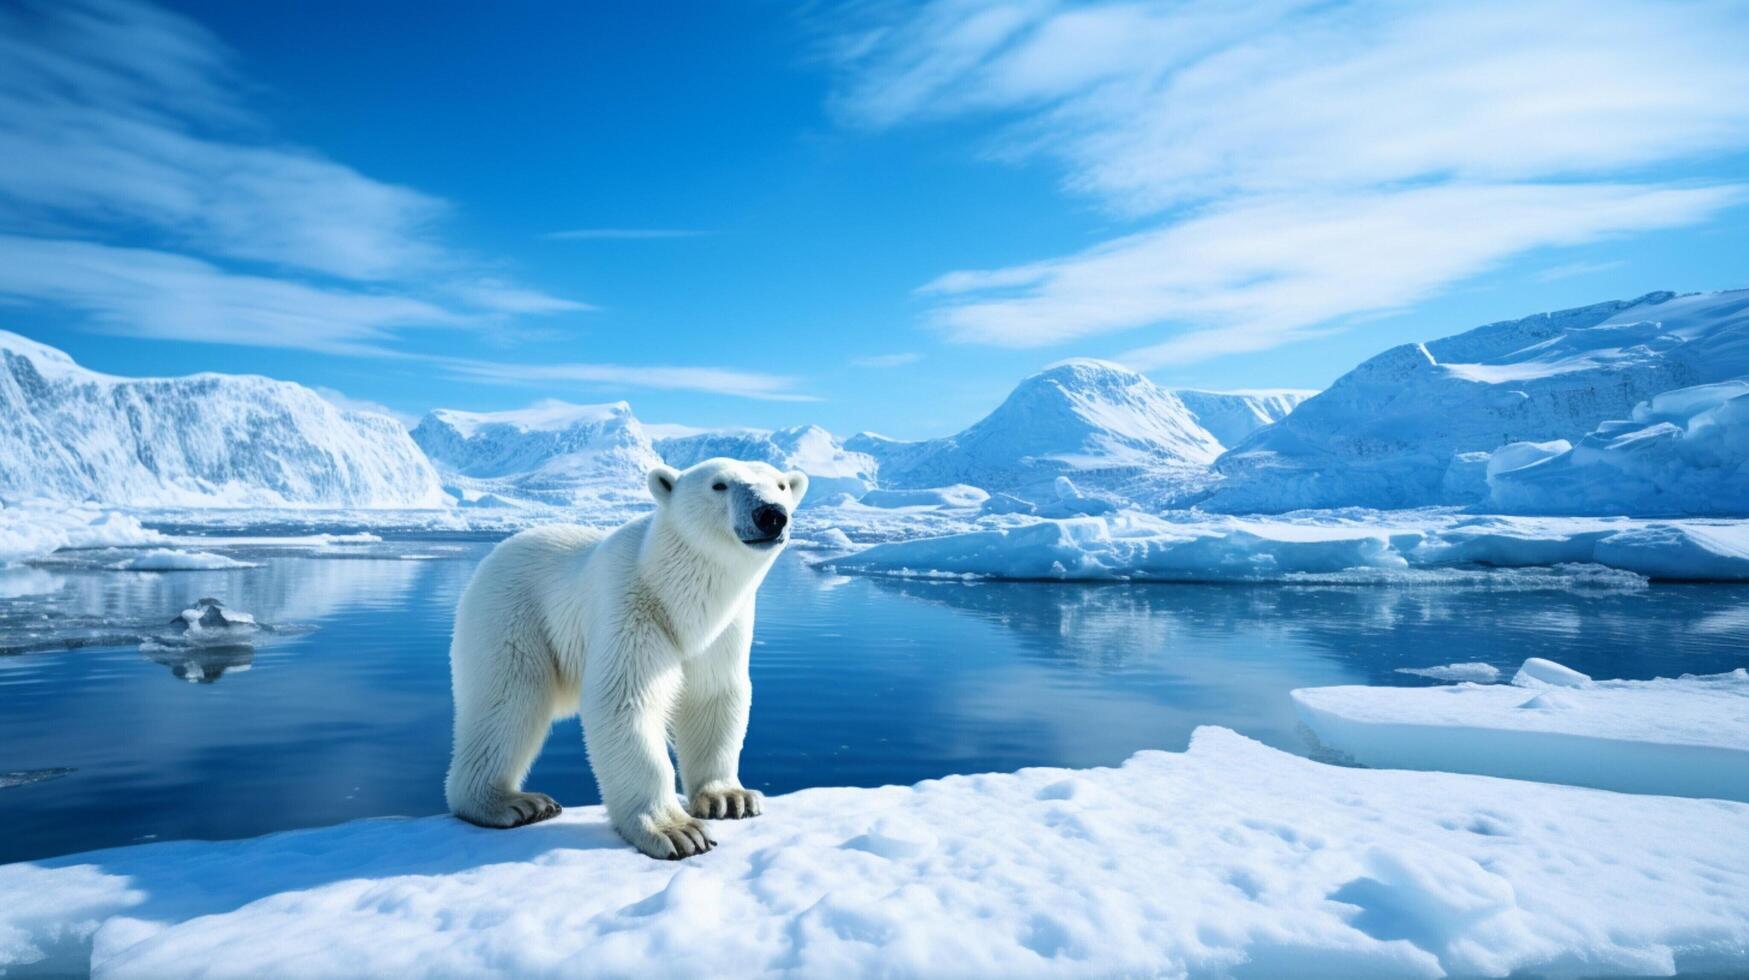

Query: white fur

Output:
[445, 458, 807, 858]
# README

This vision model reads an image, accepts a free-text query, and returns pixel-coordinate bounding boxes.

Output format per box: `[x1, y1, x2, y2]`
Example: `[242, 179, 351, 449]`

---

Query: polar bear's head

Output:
[648, 458, 809, 558]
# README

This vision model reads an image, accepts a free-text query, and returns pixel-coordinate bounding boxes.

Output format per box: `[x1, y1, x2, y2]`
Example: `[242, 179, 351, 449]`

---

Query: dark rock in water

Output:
[170, 598, 248, 631]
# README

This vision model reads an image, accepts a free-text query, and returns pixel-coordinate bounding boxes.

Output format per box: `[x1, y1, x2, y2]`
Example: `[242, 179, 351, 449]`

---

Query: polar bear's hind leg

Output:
[446, 633, 567, 829]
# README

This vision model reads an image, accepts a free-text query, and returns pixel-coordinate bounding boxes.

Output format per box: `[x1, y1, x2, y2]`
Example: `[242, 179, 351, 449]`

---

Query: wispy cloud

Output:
[851, 352, 923, 368]
[830, 0, 1749, 362]
[437, 357, 818, 402]
[0, 0, 583, 351]
[1533, 259, 1629, 284]
[0, 235, 462, 356]
[543, 228, 712, 241]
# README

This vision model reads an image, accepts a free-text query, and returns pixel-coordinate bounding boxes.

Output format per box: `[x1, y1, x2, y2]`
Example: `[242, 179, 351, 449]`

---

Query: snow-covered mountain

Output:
[1175, 389, 1315, 449]
[654, 425, 876, 502]
[410, 400, 662, 507]
[1205, 289, 1749, 512]
[0, 331, 447, 508]
[848, 359, 1307, 504]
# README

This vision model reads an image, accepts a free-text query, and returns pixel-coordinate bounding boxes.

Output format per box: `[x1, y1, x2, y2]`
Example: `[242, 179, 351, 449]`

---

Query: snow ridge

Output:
[1207, 289, 1749, 512]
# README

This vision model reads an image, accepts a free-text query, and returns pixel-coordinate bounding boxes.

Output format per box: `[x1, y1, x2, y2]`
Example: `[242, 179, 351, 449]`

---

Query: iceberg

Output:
[5, 727, 1747, 978]
[1294, 663, 1749, 801]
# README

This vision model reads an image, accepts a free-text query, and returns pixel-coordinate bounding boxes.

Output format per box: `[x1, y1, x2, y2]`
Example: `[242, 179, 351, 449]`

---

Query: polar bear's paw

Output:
[688, 785, 764, 820]
[622, 809, 717, 860]
[456, 790, 562, 829]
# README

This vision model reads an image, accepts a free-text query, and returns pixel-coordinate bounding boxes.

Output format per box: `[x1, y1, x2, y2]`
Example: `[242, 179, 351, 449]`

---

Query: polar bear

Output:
[444, 458, 807, 859]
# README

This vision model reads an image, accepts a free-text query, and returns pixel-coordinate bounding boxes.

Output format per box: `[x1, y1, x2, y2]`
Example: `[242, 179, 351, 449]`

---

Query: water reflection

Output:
[1, 544, 1746, 866]
[141, 642, 255, 684]
[1, 549, 451, 655]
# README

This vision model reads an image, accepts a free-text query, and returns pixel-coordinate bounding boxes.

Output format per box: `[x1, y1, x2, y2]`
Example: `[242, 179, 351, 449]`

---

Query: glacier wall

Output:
[0, 332, 447, 508]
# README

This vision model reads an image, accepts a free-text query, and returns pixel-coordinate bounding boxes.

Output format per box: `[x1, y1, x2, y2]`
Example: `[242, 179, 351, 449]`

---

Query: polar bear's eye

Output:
[712, 482, 727, 492]
[779, 482, 788, 491]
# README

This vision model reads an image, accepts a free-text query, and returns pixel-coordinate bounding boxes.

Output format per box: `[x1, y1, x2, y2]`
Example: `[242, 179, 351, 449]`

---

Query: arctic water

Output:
[3, 536, 1747, 864]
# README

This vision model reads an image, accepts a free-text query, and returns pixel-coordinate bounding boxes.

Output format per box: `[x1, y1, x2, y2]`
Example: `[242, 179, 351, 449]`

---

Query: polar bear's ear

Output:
[648, 465, 680, 506]
[785, 470, 809, 505]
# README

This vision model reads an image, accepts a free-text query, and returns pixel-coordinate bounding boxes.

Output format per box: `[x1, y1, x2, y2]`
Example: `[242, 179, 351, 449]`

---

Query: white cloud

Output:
[1533, 260, 1629, 284]
[446, 279, 595, 315]
[0, 0, 583, 347]
[0, 0, 445, 280]
[0, 235, 462, 356]
[437, 358, 817, 403]
[924, 183, 1745, 361]
[851, 352, 923, 368]
[543, 228, 711, 241]
[831, 0, 1749, 361]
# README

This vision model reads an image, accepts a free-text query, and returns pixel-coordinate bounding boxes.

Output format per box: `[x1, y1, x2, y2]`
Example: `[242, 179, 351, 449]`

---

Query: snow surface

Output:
[1295, 663, 1749, 801]
[1207, 289, 1749, 512]
[1490, 380, 1749, 516]
[0, 332, 448, 508]
[5, 726, 1748, 979]
[847, 360, 1306, 508]
[819, 510, 1749, 582]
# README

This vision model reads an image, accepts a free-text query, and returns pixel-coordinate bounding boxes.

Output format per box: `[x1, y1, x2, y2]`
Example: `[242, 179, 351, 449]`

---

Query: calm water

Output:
[3, 536, 1748, 864]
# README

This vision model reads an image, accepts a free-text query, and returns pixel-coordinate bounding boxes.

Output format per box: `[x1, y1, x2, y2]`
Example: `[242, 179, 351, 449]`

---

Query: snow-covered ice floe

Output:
[1294, 662, 1749, 802]
[819, 509, 1749, 582]
[105, 549, 261, 571]
[4, 727, 1747, 978]
[0, 503, 166, 565]
[1395, 663, 1501, 683]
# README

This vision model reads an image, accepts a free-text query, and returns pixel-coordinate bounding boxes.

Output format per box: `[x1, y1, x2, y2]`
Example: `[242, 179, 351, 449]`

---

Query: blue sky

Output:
[2, 0, 1747, 439]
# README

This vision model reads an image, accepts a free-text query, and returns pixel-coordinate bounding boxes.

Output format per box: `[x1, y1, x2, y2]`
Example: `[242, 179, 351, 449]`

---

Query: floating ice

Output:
[1396, 663, 1501, 683]
[107, 550, 261, 572]
[1294, 664, 1749, 801]
[1512, 657, 1591, 689]
[0, 503, 167, 565]
[823, 511, 1749, 582]
[4, 728, 1746, 978]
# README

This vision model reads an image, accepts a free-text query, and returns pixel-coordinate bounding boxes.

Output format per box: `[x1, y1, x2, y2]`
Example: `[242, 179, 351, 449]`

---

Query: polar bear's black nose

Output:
[752, 504, 788, 537]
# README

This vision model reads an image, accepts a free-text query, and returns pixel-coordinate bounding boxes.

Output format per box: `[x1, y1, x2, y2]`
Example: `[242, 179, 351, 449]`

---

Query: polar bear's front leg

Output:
[676, 605, 763, 821]
[580, 638, 715, 860]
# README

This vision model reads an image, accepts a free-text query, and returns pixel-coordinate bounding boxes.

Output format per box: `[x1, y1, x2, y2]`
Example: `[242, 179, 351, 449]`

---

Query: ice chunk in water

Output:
[1512, 658, 1591, 689]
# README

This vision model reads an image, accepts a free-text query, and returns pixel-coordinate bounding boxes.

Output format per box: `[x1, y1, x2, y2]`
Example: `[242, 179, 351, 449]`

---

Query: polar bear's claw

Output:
[689, 787, 763, 820]
[456, 790, 562, 829]
[626, 814, 716, 859]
